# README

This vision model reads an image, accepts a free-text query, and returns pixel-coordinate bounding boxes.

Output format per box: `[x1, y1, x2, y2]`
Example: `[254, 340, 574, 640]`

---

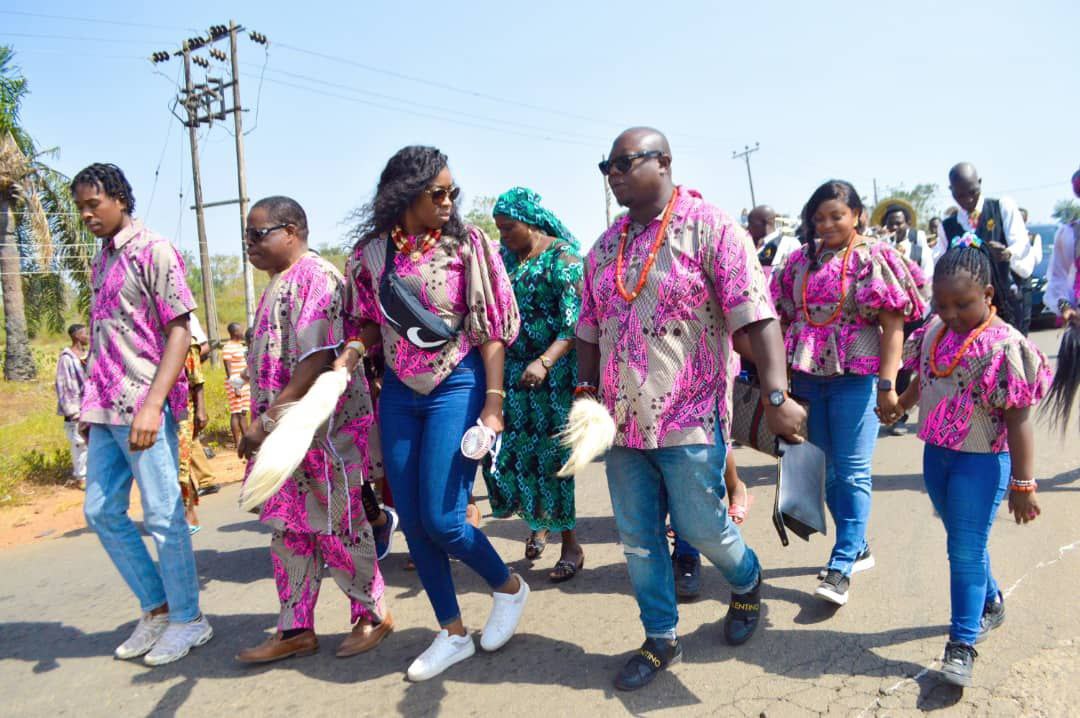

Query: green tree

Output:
[464, 195, 498, 240]
[1, 46, 94, 380]
[880, 183, 942, 229]
[1052, 199, 1080, 224]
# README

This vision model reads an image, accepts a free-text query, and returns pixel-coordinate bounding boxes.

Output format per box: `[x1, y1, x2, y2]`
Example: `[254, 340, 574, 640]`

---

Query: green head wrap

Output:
[492, 186, 578, 248]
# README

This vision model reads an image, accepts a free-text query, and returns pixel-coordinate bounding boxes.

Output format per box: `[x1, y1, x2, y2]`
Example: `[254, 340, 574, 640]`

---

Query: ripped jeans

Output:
[606, 443, 760, 639]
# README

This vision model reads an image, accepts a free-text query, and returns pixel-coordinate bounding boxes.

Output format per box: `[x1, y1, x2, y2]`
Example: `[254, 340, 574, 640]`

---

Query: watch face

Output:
[768, 390, 785, 407]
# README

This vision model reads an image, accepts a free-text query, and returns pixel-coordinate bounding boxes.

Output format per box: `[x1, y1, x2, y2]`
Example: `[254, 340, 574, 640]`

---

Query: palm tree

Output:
[0, 46, 93, 381]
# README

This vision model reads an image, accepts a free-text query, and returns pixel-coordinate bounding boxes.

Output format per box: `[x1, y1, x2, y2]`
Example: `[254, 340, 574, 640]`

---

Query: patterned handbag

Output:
[730, 376, 809, 458]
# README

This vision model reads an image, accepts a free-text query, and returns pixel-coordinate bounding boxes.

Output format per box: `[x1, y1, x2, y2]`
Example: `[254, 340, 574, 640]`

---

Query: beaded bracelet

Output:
[1009, 478, 1037, 493]
[574, 382, 598, 398]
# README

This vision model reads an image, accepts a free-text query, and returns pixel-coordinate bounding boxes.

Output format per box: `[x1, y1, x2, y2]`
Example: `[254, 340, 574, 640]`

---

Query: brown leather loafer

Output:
[236, 631, 318, 664]
[336, 611, 395, 658]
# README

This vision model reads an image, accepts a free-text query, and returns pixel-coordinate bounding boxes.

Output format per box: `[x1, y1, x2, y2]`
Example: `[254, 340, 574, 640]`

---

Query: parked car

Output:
[1029, 224, 1059, 327]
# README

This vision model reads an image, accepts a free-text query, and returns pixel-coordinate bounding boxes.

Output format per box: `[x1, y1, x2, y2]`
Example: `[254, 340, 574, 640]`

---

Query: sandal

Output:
[727, 493, 755, 525]
[524, 532, 547, 561]
[549, 554, 584, 583]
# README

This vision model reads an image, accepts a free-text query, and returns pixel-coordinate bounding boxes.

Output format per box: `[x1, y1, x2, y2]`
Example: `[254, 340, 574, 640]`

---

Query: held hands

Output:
[519, 360, 548, 389]
[875, 390, 903, 425]
[764, 397, 806, 444]
[1063, 307, 1080, 329]
[1008, 490, 1041, 524]
[129, 401, 164, 452]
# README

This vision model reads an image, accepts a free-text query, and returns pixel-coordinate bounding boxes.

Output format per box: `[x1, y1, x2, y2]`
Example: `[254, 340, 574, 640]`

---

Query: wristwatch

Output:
[538, 355, 553, 369]
[766, 389, 786, 407]
[260, 413, 278, 434]
[877, 378, 894, 392]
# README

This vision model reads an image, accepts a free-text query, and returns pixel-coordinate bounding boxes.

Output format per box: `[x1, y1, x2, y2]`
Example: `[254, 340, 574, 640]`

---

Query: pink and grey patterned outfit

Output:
[245, 251, 385, 631]
[903, 316, 1051, 452]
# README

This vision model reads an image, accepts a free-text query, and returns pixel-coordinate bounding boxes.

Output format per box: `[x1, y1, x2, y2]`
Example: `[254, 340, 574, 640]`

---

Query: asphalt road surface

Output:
[1, 328, 1077, 717]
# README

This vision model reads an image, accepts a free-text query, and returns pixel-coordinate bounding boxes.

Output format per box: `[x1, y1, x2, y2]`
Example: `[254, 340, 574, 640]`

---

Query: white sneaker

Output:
[143, 615, 214, 666]
[406, 629, 475, 681]
[480, 574, 530, 652]
[115, 613, 169, 660]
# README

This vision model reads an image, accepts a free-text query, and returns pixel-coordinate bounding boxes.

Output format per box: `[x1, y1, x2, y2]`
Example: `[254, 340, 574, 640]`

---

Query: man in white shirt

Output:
[874, 199, 935, 281]
[1044, 169, 1080, 328]
[937, 162, 1036, 334]
[747, 205, 800, 277]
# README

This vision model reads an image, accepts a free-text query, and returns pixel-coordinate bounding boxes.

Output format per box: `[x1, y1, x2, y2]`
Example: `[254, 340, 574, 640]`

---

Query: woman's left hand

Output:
[875, 389, 901, 424]
[520, 360, 548, 389]
[479, 397, 505, 434]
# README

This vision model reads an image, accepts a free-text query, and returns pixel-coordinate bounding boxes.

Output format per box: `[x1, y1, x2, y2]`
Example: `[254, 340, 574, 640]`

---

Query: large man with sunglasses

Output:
[576, 128, 805, 691]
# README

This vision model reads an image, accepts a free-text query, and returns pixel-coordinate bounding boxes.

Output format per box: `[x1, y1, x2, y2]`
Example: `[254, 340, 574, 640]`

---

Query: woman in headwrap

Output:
[484, 187, 585, 582]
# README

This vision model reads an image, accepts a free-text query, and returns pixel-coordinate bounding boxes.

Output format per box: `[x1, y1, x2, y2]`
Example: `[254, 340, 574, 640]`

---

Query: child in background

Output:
[221, 322, 251, 448]
[884, 239, 1051, 687]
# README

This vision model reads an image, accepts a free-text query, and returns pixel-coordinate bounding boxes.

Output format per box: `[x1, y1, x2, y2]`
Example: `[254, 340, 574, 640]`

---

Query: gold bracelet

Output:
[486, 388, 506, 399]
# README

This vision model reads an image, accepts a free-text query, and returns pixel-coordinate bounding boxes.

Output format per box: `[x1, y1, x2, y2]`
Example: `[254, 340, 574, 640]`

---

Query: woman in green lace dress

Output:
[483, 187, 585, 582]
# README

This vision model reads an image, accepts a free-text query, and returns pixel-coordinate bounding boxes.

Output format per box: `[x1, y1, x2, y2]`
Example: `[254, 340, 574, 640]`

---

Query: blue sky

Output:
[3, 0, 1078, 262]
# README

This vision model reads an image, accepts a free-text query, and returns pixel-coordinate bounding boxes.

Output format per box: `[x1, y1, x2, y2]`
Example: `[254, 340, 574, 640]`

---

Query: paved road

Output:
[1, 329, 1077, 717]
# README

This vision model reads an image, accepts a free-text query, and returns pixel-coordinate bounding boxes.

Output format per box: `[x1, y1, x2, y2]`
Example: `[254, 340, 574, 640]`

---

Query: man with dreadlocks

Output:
[71, 163, 212, 666]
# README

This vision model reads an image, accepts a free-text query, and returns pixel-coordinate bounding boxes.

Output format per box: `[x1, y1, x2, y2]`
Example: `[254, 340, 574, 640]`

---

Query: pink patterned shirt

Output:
[347, 226, 520, 395]
[246, 252, 381, 535]
[770, 239, 928, 377]
[81, 220, 196, 426]
[903, 316, 1051, 453]
[577, 187, 776, 450]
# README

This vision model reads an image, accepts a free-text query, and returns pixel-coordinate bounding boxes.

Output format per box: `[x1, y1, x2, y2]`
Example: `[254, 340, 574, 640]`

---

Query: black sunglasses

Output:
[425, 185, 461, 204]
[245, 223, 290, 241]
[598, 150, 665, 177]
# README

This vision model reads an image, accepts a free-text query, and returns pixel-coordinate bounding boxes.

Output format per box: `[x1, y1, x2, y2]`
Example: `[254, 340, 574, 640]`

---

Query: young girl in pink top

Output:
[886, 239, 1050, 687]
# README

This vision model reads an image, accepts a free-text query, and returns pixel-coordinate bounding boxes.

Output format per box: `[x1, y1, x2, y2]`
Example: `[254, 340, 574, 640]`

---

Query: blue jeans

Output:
[791, 372, 879, 576]
[83, 408, 201, 623]
[606, 443, 760, 639]
[923, 444, 1009, 645]
[380, 351, 511, 626]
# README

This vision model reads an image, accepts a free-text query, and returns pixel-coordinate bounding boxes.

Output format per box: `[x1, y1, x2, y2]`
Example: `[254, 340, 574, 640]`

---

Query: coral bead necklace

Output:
[615, 189, 679, 302]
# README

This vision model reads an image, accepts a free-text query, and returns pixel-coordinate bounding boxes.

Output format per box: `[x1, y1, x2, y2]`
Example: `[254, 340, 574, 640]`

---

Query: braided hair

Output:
[70, 163, 135, 214]
[801, 180, 864, 269]
[933, 243, 992, 287]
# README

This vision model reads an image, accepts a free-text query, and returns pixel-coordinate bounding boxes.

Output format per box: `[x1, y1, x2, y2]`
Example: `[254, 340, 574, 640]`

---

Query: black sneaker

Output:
[975, 592, 1005, 644]
[672, 553, 701, 602]
[815, 569, 850, 606]
[723, 575, 762, 646]
[818, 545, 874, 580]
[613, 637, 682, 691]
[940, 641, 977, 687]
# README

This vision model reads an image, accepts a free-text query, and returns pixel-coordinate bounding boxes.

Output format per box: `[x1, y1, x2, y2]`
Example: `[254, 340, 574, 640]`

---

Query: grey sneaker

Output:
[940, 641, 977, 687]
[144, 615, 213, 666]
[115, 613, 169, 660]
[815, 570, 850, 606]
[975, 592, 1005, 644]
[818, 545, 874, 580]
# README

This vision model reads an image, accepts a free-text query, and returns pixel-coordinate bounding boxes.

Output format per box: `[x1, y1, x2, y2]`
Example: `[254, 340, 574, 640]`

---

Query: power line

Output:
[274, 42, 713, 143]
[247, 73, 596, 148]
[247, 64, 611, 144]
[0, 9, 197, 32]
[0, 31, 173, 46]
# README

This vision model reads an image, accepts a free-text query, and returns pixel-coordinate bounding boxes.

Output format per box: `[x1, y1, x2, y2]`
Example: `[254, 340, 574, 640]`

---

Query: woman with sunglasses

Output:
[336, 146, 525, 682]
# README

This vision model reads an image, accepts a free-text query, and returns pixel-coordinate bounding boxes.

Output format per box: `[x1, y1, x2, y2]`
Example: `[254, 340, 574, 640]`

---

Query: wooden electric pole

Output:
[732, 142, 761, 208]
[181, 41, 221, 365]
[228, 20, 256, 326]
[602, 154, 612, 227]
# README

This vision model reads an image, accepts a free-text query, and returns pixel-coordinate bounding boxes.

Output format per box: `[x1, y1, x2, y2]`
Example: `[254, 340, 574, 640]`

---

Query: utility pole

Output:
[151, 24, 268, 344]
[732, 142, 761, 208]
[181, 40, 221, 365]
[228, 19, 255, 325]
[873, 177, 879, 206]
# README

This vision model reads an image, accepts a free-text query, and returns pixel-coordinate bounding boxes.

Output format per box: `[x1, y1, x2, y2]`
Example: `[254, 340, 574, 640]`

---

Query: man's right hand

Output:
[764, 398, 806, 444]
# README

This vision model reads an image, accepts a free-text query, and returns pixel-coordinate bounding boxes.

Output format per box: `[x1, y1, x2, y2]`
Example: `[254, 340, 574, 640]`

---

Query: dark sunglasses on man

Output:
[245, 223, 291, 241]
[598, 150, 666, 177]
[425, 185, 461, 204]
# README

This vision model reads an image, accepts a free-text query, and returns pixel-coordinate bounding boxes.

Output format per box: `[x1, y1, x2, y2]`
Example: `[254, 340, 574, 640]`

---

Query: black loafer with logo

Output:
[614, 637, 682, 691]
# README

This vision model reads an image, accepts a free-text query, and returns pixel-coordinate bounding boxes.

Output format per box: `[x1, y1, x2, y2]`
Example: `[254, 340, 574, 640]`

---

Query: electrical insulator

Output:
[209, 48, 227, 62]
[193, 56, 210, 68]
[208, 25, 229, 39]
[249, 31, 268, 45]
[150, 51, 171, 63]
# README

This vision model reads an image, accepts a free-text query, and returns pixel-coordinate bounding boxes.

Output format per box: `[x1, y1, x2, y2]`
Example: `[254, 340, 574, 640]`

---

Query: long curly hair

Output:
[348, 145, 466, 247]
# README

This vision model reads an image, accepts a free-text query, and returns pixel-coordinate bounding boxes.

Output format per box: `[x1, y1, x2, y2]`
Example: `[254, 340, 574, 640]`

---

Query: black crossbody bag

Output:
[378, 237, 457, 349]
